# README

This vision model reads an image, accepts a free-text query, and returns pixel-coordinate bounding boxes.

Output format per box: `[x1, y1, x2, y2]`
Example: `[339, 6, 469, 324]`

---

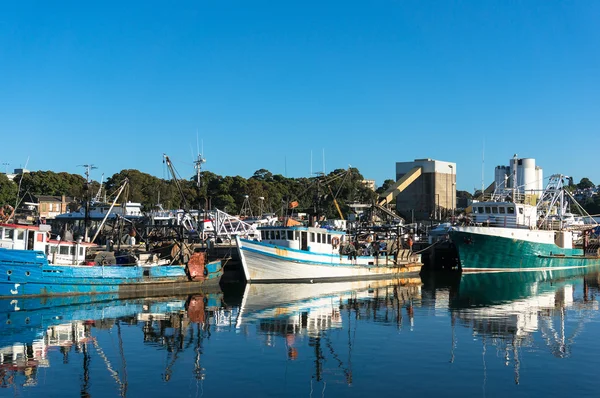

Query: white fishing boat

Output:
[235, 224, 421, 282]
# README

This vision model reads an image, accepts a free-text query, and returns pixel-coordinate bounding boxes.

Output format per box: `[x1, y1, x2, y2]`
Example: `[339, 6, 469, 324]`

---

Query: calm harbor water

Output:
[2, 268, 600, 397]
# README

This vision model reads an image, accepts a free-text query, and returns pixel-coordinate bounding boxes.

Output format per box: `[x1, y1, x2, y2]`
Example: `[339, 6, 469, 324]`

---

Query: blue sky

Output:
[1, 1, 599, 192]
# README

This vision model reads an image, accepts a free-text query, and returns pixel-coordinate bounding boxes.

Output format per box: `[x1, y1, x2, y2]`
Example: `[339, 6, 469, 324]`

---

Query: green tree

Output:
[105, 169, 171, 211]
[583, 196, 600, 216]
[376, 179, 396, 196]
[0, 174, 18, 205]
[251, 169, 273, 182]
[577, 178, 595, 190]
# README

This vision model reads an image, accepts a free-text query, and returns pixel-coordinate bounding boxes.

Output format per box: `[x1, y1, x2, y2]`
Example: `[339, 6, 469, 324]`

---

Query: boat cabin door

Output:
[26, 230, 35, 250]
[301, 231, 308, 251]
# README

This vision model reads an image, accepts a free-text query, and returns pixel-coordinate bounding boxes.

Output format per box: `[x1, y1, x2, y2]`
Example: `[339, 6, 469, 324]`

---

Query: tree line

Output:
[2, 170, 598, 218]
[0, 167, 379, 219]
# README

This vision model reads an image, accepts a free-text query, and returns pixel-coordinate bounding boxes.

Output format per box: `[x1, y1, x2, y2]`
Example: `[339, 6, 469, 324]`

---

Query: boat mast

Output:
[91, 179, 129, 244]
[93, 173, 104, 204]
[163, 155, 189, 211]
[194, 151, 206, 212]
[512, 154, 518, 203]
[80, 164, 97, 242]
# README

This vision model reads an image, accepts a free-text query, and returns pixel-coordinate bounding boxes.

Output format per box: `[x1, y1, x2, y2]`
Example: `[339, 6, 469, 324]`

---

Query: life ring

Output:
[46, 231, 52, 241]
[331, 237, 340, 249]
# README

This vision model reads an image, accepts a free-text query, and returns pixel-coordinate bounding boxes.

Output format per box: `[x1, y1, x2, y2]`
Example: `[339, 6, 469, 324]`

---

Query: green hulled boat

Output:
[450, 174, 600, 272]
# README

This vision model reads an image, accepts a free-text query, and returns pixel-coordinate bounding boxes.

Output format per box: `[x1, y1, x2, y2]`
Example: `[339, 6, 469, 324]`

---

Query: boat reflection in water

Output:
[236, 277, 422, 384]
[3, 269, 600, 395]
[446, 266, 600, 384]
[0, 289, 231, 391]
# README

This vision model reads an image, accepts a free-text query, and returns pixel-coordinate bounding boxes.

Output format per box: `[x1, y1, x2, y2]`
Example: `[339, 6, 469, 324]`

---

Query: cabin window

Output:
[287, 231, 293, 240]
[70, 246, 76, 255]
[473, 208, 478, 214]
[327, 235, 331, 244]
[261, 231, 267, 240]
[492, 207, 498, 214]
[519, 208, 524, 214]
[508, 207, 515, 214]
[50, 246, 57, 254]
[4, 229, 13, 240]
[317, 234, 321, 243]
[59, 246, 69, 255]
[499, 207, 506, 214]
[269, 231, 274, 240]
[274, 231, 280, 240]
[79, 247, 84, 256]
[310, 233, 315, 242]
[37, 233, 44, 242]
[17, 231, 25, 240]
[478, 207, 484, 213]
[485, 207, 491, 214]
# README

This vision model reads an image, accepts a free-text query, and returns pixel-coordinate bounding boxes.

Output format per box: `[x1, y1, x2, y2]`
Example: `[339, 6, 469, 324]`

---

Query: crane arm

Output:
[326, 183, 344, 219]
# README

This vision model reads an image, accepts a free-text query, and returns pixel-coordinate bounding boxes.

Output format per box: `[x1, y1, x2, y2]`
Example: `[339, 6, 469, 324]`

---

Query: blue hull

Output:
[0, 248, 223, 298]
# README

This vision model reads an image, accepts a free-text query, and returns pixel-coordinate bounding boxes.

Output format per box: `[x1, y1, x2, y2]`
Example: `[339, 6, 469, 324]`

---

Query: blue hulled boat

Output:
[0, 246, 222, 298]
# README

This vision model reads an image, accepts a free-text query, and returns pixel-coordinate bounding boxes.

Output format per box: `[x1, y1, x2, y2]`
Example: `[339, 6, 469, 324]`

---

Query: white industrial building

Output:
[494, 155, 543, 196]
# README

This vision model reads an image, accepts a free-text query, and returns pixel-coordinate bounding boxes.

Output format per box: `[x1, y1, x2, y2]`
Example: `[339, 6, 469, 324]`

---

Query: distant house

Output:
[361, 179, 376, 191]
[1, 167, 29, 181]
[35, 195, 74, 221]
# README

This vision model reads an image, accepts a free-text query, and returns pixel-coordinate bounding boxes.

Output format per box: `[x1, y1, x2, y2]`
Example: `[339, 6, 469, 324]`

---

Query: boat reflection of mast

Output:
[193, 322, 208, 396]
[117, 320, 129, 396]
[81, 341, 91, 398]
[163, 313, 186, 382]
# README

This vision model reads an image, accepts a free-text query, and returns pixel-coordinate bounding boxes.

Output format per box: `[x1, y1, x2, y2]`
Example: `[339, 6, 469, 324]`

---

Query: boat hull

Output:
[236, 237, 421, 282]
[0, 249, 223, 298]
[450, 226, 600, 271]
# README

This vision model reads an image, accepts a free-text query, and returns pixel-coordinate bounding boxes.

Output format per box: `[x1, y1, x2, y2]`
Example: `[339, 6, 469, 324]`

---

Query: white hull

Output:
[453, 225, 557, 245]
[236, 237, 420, 282]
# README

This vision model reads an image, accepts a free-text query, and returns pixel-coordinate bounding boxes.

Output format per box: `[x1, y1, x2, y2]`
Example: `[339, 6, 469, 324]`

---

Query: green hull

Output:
[449, 229, 600, 271]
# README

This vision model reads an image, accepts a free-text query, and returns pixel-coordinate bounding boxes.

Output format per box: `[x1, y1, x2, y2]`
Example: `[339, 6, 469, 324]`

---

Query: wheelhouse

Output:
[471, 202, 537, 228]
[0, 223, 94, 265]
[258, 226, 345, 253]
